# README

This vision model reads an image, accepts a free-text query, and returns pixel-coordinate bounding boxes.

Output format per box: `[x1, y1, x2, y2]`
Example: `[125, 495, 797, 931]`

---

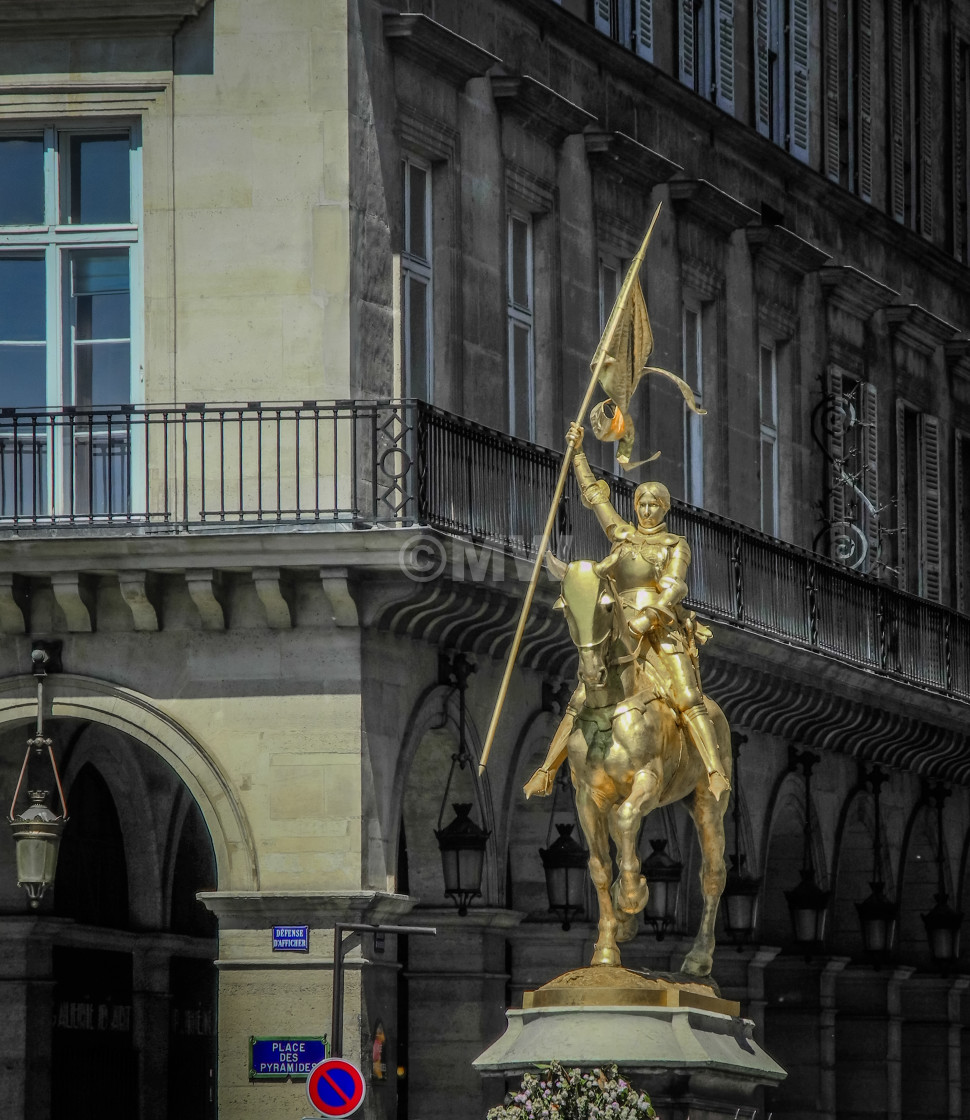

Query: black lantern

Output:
[540, 823, 588, 930]
[721, 734, 761, 945]
[921, 786, 963, 966]
[435, 803, 489, 915]
[8, 648, 68, 910]
[855, 768, 898, 958]
[785, 750, 830, 948]
[434, 655, 490, 915]
[642, 838, 683, 940]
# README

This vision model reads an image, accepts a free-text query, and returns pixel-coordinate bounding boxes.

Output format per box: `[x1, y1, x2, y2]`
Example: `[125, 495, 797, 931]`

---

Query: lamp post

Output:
[434, 654, 490, 915]
[539, 767, 588, 930]
[642, 839, 683, 940]
[784, 749, 829, 948]
[921, 785, 962, 967]
[8, 647, 68, 909]
[721, 733, 761, 945]
[855, 767, 898, 958]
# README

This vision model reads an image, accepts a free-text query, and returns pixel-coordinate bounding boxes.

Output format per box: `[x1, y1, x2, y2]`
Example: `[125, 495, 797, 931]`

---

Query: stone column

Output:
[132, 945, 173, 1120]
[0, 916, 55, 1120]
[404, 907, 523, 1120]
[202, 890, 414, 1120]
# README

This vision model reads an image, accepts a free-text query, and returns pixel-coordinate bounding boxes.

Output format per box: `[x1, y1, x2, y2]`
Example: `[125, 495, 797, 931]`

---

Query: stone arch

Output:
[389, 682, 498, 908]
[0, 673, 258, 892]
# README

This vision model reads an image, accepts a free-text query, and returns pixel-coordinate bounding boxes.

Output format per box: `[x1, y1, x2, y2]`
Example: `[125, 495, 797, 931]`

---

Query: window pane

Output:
[685, 308, 700, 389]
[0, 137, 44, 225]
[0, 345, 46, 410]
[511, 217, 530, 308]
[761, 438, 776, 534]
[512, 322, 532, 436]
[68, 135, 130, 224]
[74, 342, 130, 408]
[406, 275, 430, 399]
[0, 257, 46, 342]
[760, 345, 775, 422]
[73, 253, 130, 340]
[407, 165, 428, 261]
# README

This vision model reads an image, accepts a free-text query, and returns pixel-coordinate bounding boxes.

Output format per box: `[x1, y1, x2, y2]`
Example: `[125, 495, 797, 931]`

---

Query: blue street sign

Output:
[250, 1036, 327, 1080]
[273, 924, 309, 951]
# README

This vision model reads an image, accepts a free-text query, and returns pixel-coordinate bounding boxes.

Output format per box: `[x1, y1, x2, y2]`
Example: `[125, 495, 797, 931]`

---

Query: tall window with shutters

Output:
[754, 0, 810, 160]
[682, 301, 705, 507]
[957, 432, 970, 612]
[759, 341, 779, 536]
[954, 40, 970, 263]
[593, 0, 654, 60]
[678, 0, 735, 112]
[896, 402, 942, 602]
[823, 0, 873, 200]
[888, 0, 933, 234]
[507, 210, 535, 441]
[0, 125, 142, 519]
[401, 156, 433, 401]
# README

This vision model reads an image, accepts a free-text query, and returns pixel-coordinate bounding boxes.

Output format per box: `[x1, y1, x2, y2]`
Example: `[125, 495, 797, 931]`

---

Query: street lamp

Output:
[721, 734, 761, 945]
[8, 647, 68, 909]
[434, 654, 490, 915]
[642, 838, 683, 940]
[921, 785, 962, 967]
[784, 750, 829, 948]
[855, 767, 898, 958]
[538, 765, 587, 930]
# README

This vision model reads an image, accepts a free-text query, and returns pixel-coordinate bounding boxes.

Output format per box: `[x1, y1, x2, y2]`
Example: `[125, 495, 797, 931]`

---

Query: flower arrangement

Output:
[487, 1061, 657, 1120]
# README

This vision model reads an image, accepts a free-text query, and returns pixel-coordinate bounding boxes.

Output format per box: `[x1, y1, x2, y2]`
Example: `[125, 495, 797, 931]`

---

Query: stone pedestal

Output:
[474, 967, 786, 1120]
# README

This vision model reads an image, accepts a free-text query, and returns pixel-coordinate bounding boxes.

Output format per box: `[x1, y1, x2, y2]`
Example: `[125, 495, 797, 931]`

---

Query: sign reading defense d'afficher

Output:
[272, 924, 309, 951]
[250, 1036, 327, 1080]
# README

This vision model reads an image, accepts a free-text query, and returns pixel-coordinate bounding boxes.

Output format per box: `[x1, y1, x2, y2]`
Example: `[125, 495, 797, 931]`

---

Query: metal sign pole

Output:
[330, 923, 436, 1059]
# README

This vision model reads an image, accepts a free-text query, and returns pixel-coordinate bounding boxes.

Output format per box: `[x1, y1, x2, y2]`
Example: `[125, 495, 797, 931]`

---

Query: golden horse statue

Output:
[538, 553, 731, 975]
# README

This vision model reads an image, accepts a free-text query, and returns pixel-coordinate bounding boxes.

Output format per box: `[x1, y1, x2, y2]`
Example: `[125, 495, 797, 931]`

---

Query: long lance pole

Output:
[478, 201, 662, 776]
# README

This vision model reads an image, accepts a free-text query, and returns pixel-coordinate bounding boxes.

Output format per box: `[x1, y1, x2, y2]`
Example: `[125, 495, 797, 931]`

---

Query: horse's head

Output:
[546, 552, 618, 690]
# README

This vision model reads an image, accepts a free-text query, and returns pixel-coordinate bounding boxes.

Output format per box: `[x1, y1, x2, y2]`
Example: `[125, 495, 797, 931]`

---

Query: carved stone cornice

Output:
[490, 74, 597, 147]
[884, 304, 958, 357]
[681, 254, 723, 300]
[384, 14, 500, 89]
[819, 265, 898, 320]
[746, 225, 830, 279]
[945, 338, 970, 382]
[584, 132, 681, 193]
[0, 0, 209, 37]
[668, 179, 758, 236]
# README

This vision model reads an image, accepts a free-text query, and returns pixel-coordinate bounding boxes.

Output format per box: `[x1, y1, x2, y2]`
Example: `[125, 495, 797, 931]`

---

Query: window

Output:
[679, 0, 735, 112]
[895, 403, 941, 601]
[599, 253, 621, 333]
[401, 156, 433, 401]
[957, 432, 970, 611]
[888, 0, 932, 233]
[759, 341, 779, 535]
[0, 125, 141, 518]
[507, 211, 535, 441]
[593, 0, 654, 61]
[953, 39, 970, 262]
[682, 301, 704, 506]
[754, 0, 810, 160]
[823, 0, 873, 200]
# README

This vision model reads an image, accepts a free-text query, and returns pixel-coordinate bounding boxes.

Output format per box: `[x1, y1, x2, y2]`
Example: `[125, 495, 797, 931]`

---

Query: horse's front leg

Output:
[681, 783, 728, 977]
[611, 760, 663, 916]
[574, 783, 620, 967]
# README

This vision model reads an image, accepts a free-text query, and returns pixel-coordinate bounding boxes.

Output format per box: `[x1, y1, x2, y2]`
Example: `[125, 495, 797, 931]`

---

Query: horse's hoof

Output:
[680, 952, 713, 977]
[616, 911, 639, 943]
[591, 945, 621, 967]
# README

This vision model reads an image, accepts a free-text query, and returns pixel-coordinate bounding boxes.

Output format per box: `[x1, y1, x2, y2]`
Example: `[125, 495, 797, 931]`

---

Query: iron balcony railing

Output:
[0, 399, 967, 704]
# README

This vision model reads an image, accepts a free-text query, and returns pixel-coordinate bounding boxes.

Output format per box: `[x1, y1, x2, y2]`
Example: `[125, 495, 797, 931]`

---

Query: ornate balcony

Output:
[0, 399, 967, 708]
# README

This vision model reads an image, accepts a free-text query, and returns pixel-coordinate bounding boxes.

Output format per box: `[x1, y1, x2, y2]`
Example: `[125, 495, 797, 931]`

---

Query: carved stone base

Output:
[474, 967, 786, 1119]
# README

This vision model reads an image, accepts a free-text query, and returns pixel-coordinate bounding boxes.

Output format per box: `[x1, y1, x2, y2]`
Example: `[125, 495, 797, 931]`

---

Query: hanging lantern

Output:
[7, 647, 68, 910]
[723, 854, 761, 945]
[642, 838, 683, 940]
[784, 750, 829, 948]
[856, 881, 898, 955]
[436, 802, 489, 916]
[540, 823, 588, 931]
[921, 786, 962, 966]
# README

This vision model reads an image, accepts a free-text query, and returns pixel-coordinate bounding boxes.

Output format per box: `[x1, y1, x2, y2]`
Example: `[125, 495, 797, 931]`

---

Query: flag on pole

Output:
[588, 228, 706, 470]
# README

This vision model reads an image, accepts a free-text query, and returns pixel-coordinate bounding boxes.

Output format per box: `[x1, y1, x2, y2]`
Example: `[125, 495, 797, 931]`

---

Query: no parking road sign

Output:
[305, 1058, 366, 1117]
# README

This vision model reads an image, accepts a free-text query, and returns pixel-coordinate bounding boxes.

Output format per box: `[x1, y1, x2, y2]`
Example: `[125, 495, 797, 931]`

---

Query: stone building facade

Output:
[0, 1, 968, 1119]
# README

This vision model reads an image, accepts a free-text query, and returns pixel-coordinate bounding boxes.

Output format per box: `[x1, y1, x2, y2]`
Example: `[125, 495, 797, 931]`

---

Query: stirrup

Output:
[707, 770, 731, 802]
